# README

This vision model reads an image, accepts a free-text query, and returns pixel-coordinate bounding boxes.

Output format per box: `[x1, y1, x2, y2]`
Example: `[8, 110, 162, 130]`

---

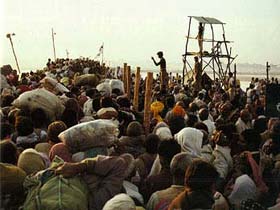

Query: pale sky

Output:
[1, 0, 280, 72]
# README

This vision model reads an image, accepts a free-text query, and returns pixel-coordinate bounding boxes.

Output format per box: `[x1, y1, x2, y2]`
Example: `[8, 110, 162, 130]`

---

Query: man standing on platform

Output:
[151, 51, 168, 91]
[197, 22, 205, 55]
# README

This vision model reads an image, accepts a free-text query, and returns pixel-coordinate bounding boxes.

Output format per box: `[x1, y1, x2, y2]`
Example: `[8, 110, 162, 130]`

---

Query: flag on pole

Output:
[94, 44, 104, 59]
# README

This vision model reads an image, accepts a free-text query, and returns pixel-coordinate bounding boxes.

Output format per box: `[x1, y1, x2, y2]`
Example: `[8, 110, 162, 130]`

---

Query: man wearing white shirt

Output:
[198, 108, 216, 137]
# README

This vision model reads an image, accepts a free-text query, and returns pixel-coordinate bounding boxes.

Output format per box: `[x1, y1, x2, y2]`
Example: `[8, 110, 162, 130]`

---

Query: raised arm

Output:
[151, 57, 160, 66]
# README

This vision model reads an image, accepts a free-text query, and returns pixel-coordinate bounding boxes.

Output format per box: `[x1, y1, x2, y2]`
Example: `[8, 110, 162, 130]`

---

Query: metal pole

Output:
[6, 33, 20, 74]
[66, 49, 69, 59]
[52, 28, 56, 61]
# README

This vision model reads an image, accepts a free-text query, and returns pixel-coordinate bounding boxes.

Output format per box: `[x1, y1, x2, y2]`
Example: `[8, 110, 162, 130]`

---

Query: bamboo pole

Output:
[52, 28, 56, 61]
[133, 67, 141, 111]
[144, 72, 153, 135]
[126, 66, 131, 99]
[123, 63, 127, 93]
[6, 33, 20, 74]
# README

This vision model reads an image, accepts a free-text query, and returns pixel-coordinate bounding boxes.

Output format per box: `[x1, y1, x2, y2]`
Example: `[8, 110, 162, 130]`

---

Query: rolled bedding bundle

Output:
[109, 79, 124, 94]
[73, 74, 100, 87]
[58, 119, 119, 153]
[40, 76, 69, 94]
[12, 88, 65, 122]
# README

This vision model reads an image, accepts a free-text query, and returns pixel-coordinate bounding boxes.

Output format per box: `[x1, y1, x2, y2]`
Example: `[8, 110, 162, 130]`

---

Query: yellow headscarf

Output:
[150, 101, 164, 122]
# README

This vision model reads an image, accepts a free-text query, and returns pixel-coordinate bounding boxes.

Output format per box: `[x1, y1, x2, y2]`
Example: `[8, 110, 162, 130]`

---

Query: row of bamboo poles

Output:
[121, 63, 153, 135]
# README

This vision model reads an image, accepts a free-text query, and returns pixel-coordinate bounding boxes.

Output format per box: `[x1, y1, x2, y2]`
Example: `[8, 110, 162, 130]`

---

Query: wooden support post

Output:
[123, 63, 127, 93]
[126, 66, 131, 99]
[183, 17, 192, 85]
[133, 67, 141, 111]
[144, 72, 153, 135]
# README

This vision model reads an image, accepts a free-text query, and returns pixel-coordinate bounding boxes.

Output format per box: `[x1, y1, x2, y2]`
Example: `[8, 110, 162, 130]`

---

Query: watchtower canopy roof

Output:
[190, 16, 225, 25]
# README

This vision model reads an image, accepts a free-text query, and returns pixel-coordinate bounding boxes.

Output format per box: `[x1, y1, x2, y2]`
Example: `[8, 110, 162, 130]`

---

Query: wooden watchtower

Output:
[182, 16, 237, 86]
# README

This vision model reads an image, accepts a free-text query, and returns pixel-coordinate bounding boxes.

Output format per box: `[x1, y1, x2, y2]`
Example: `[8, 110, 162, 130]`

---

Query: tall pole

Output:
[133, 67, 141, 111]
[126, 66, 131, 100]
[144, 72, 153, 135]
[66, 49, 69, 59]
[266, 62, 270, 82]
[52, 28, 56, 61]
[101, 42, 104, 65]
[6, 33, 20, 74]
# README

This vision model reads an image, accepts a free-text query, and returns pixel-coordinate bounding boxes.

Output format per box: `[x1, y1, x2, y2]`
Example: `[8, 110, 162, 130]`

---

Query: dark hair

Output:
[158, 140, 181, 163]
[165, 95, 175, 109]
[15, 116, 34, 136]
[86, 88, 98, 98]
[30, 108, 48, 128]
[216, 123, 236, 140]
[241, 129, 261, 151]
[1, 123, 13, 139]
[61, 109, 78, 128]
[65, 98, 80, 112]
[189, 102, 199, 113]
[186, 114, 198, 128]
[168, 116, 186, 135]
[92, 96, 101, 111]
[117, 96, 130, 108]
[126, 121, 143, 137]
[1, 95, 15, 107]
[194, 122, 208, 134]
[0, 140, 18, 165]
[70, 86, 80, 96]
[185, 159, 218, 191]
[47, 121, 67, 144]
[145, 134, 160, 154]
[198, 108, 209, 121]
[112, 88, 121, 96]
[100, 96, 113, 108]
[157, 51, 163, 57]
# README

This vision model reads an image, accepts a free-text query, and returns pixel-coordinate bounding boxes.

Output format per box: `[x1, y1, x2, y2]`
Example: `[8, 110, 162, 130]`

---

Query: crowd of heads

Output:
[0, 59, 280, 210]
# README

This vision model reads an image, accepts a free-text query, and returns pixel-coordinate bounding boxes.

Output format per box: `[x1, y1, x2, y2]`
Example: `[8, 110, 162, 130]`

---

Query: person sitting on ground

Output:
[0, 140, 27, 209]
[135, 134, 160, 182]
[141, 140, 181, 202]
[198, 107, 216, 137]
[55, 154, 129, 210]
[114, 121, 145, 158]
[15, 116, 40, 149]
[35, 120, 68, 155]
[235, 109, 252, 134]
[146, 152, 192, 210]
[168, 159, 220, 210]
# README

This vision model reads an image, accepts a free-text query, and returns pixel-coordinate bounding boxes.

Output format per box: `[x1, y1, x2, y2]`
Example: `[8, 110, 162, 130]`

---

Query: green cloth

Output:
[23, 157, 89, 210]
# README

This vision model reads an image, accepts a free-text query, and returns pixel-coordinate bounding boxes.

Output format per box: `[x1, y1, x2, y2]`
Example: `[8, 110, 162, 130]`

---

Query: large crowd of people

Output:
[0, 57, 280, 210]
